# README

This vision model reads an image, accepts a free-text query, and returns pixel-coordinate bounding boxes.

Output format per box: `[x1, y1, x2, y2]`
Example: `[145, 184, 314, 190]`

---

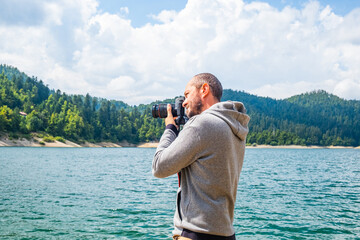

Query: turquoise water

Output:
[0, 147, 359, 239]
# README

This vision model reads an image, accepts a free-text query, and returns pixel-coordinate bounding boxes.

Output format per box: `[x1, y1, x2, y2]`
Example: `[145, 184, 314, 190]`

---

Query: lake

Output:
[0, 147, 359, 239]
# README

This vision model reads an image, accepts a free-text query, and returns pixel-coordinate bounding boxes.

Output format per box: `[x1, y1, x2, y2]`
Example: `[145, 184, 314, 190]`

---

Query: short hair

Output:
[192, 73, 223, 101]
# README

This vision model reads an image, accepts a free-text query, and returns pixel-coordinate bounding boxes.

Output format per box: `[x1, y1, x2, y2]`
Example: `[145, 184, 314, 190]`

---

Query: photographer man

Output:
[152, 73, 250, 240]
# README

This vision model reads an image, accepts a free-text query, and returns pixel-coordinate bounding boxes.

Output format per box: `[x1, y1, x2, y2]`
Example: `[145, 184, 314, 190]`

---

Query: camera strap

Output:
[177, 172, 181, 187]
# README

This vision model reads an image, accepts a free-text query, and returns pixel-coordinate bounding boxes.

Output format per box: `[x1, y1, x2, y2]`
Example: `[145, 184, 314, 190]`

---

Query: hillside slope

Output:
[1, 64, 359, 146]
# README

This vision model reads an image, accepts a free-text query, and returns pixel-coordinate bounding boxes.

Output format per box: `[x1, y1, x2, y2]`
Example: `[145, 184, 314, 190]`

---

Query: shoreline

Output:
[0, 137, 359, 149]
[0, 136, 137, 148]
[246, 145, 360, 149]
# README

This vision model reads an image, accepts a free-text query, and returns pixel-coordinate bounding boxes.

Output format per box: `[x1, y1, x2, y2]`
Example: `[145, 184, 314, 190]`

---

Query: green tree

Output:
[26, 110, 44, 132]
[64, 107, 84, 140]
[0, 105, 16, 131]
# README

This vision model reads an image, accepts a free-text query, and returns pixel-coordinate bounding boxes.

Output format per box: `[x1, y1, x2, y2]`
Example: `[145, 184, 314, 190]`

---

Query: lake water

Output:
[0, 147, 359, 239]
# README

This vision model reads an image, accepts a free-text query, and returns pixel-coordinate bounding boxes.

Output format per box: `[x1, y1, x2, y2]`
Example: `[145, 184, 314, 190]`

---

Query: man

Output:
[152, 73, 250, 240]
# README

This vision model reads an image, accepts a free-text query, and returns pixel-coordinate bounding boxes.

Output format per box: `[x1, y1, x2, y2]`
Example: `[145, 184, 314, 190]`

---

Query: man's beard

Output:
[186, 96, 203, 118]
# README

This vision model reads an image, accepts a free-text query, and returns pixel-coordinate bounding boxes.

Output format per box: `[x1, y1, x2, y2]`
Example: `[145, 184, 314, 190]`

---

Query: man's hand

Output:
[165, 104, 177, 128]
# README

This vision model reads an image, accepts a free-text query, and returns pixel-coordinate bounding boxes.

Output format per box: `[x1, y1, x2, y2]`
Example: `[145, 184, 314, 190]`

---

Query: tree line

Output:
[1, 64, 359, 146]
[0, 65, 164, 143]
[222, 89, 360, 146]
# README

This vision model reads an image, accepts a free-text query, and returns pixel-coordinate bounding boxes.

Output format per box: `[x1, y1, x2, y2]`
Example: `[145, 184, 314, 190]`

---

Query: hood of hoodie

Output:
[205, 101, 250, 141]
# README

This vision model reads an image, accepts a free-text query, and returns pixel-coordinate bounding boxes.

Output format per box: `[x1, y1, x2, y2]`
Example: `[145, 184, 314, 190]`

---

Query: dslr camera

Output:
[152, 96, 188, 126]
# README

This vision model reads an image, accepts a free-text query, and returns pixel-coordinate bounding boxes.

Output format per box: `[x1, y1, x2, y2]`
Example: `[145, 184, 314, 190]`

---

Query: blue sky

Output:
[98, 0, 360, 27]
[98, 0, 188, 27]
[1, 0, 360, 104]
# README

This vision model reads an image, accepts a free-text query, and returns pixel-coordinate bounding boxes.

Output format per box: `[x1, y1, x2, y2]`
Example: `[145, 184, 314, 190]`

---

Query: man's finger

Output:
[167, 104, 173, 117]
[165, 104, 176, 127]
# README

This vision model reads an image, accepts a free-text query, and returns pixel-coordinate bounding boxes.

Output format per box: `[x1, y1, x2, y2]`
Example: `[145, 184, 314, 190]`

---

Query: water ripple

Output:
[0, 147, 359, 239]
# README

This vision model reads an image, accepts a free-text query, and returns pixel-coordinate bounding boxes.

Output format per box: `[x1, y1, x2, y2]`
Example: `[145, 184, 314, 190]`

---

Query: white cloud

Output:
[0, 0, 46, 26]
[333, 79, 360, 100]
[108, 76, 135, 91]
[151, 10, 177, 24]
[44, 64, 90, 95]
[0, 0, 359, 104]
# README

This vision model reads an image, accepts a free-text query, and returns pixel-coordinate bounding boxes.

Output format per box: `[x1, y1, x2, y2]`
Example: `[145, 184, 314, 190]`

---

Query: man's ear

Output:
[200, 83, 210, 98]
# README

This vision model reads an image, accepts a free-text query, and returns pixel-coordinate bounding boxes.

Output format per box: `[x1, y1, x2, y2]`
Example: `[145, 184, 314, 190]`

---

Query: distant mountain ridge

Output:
[1, 64, 359, 146]
[222, 89, 360, 146]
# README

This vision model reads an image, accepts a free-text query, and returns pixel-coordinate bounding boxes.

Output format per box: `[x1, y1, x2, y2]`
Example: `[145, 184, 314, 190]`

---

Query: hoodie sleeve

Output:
[152, 123, 202, 178]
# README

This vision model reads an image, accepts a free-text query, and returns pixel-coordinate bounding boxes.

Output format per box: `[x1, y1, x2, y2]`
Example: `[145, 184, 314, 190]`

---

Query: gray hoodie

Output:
[152, 101, 250, 236]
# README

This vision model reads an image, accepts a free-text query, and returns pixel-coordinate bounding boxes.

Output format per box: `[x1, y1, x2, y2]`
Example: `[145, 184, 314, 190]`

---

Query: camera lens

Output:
[152, 104, 168, 118]
[152, 103, 177, 118]
[152, 105, 159, 118]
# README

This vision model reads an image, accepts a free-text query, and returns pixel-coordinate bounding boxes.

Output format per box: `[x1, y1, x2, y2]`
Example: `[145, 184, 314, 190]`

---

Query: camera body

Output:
[152, 96, 188, 126]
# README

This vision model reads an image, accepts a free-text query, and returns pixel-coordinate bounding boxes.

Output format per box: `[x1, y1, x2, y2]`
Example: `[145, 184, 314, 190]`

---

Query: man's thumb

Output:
[167, 104, 173, 117]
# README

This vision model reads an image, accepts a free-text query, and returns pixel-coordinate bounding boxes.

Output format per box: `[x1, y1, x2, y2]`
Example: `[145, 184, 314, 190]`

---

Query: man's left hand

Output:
[165, 104, 177, 127]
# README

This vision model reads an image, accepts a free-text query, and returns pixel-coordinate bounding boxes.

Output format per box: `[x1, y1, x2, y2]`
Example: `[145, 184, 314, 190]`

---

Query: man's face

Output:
[183, 80, 203, 118]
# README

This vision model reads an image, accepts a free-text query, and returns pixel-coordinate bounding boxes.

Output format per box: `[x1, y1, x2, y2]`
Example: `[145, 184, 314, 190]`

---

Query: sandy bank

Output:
[80, 142, 122, 148]
[0, 137, 40, 147]
[0, 135, 151, 148]
[0, 136, 83, 147]
[137, 142, 159, 148]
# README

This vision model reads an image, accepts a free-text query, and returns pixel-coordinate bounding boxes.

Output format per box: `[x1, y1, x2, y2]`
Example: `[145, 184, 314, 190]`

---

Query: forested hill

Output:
[222, 90, 360, 146]
[1, 64, 359, 146]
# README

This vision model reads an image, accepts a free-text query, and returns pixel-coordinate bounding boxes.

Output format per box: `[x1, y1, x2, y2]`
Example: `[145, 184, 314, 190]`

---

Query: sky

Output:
[0, 0, 359, 105]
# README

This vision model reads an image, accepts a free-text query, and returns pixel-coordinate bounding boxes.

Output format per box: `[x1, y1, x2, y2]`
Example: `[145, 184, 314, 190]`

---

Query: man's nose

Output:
[182, 99, 187, 108]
